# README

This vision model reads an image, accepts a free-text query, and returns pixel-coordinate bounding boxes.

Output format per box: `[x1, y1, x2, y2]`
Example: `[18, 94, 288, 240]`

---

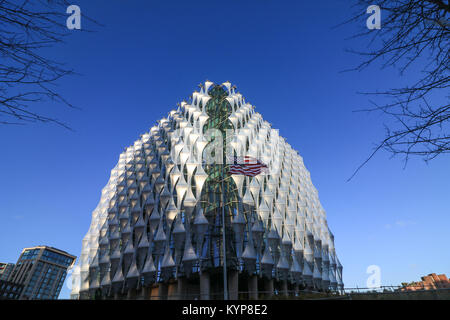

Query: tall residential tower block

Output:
[8, 246, 76, 299]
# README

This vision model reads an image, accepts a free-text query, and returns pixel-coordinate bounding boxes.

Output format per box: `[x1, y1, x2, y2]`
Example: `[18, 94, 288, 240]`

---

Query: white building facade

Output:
[71, 81, 343, 299]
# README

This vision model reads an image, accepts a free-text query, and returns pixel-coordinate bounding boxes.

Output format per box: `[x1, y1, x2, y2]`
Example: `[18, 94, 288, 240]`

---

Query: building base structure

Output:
[78, 271, 336, 300]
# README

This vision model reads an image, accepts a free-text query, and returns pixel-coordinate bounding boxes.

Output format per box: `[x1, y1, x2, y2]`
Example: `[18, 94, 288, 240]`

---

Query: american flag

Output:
[227, 155, 269, 177]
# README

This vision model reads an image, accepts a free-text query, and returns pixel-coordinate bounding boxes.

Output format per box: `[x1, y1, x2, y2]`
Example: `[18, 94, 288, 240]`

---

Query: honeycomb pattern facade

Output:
[71, 81, 343, 299]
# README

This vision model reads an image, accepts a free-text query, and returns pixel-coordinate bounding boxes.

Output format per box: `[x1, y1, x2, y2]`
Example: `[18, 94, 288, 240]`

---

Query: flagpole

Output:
[222, 160, 228, 300]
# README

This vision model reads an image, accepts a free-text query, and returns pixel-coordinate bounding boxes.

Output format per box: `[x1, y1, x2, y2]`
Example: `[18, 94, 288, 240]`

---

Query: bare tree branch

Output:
[345, 0, 450, 181]
[0, 0, 98, 129]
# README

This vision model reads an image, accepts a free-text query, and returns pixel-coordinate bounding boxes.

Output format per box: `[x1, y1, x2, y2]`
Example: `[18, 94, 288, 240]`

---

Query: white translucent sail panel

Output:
[72, 81, 343, 298]
[70, 263, 81, 298]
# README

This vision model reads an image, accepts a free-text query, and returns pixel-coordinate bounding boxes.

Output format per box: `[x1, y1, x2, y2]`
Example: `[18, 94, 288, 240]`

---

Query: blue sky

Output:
[0, 0, 448, 299]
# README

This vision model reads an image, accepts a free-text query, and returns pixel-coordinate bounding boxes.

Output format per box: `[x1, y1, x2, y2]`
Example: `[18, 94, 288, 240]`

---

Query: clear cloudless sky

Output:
[0, 0, 448, 299]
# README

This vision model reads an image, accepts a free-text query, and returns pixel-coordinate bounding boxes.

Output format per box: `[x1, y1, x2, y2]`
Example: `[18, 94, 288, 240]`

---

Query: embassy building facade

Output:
[71, 81, 343, 300]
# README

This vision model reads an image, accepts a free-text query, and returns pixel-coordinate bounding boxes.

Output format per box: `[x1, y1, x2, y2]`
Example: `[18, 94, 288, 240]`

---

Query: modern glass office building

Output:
[0, 263, 15, 281]
[71, 81, 343, 300]
[8, 246, 76, 300]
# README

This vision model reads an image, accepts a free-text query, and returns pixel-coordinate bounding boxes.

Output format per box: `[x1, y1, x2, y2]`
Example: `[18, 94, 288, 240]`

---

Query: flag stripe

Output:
[227, 155, 268, 177]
